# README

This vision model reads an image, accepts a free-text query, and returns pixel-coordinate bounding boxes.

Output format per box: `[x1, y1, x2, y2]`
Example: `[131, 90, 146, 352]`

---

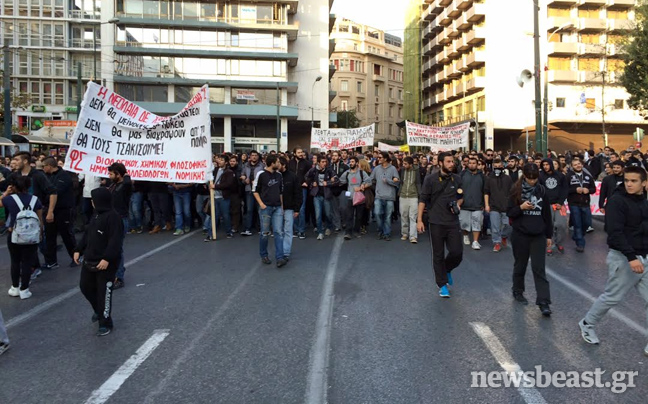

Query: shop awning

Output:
[12, 135, 70, 146]
[0, 137, 15, 146]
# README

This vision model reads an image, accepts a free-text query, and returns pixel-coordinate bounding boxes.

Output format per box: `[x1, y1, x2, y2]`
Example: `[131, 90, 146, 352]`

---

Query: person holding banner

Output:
[107, 163, 132, 290]
[252, 154, 287, 267]
[369, 152, 400, 241]
[205, 155, 236, 241]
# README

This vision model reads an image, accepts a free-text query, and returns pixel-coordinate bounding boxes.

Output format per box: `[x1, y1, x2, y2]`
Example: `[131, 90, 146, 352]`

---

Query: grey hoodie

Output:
[370, 164, 400, 201]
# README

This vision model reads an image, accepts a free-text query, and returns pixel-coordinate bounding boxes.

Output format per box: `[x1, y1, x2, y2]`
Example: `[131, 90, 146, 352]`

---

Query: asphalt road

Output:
[0, 218, 646, 404]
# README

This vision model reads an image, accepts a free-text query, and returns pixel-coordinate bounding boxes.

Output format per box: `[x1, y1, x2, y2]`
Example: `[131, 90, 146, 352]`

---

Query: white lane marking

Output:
[84, 329, 170, 404]
[305, 235, 344, 404]
[6, 231, 197, 330]
[546, 267, 648, 337]
[142, 263, 260, 404]
[470, 322, 548, 404]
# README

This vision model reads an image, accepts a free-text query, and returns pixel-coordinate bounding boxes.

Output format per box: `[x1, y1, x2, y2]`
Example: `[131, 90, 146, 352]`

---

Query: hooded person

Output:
[74, 187, 124, 337]
[539, 158, 568, 254]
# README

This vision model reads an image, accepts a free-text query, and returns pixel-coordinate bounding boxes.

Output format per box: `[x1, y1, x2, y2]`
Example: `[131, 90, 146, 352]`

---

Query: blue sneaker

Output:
[447, 272, 453, 286]
[439, 285, 450, 298]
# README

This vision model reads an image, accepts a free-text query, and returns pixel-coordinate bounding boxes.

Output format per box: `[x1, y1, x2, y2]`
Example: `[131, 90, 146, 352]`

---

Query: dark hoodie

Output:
[605, 184, 648, 261]
[507, 182, 553, 239]
[539, 158, 568, 205]
[599, 172, 624, 210]
[75, 188, 124, 272]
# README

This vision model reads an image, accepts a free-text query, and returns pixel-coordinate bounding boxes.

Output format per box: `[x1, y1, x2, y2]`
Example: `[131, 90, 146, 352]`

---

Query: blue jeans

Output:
[129, 191, 143, 230]
[116, 217, 128, 281]
[296, 188, 307, 234]
[244, 191, 260, 232]
[205, 198, 232, 234]
[374, 198, 394, 237]
[570, 205, 591, 248]
[195, 194, 210, 230]
[259, 206, 284, 260]
[489, 211, 511, 244]
[313, 195, 333, 235]
[283, 209, 294, 258]
[173, 191, 192, 230]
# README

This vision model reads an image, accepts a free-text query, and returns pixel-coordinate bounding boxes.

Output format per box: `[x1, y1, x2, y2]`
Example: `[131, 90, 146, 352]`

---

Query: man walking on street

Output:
[485, 159, 513, 252]
[417, 152, 463, 298]
[566, 159, 596, 253]
[539, 158, 568, 255]
[252, 154, 287, 267]
[107, 163, 132, 290]
[329, 151, 349, 233]
[599, 160, 624, 215]
[42, 157, 77, 268]
[306, 156, 337, 240]
[370, 152, 400, 241]
[579, 166, 648, 357]
[459, 157, 485, 250]
[241, 150, 265, 236]
[205, 155, 236, 241]
[279, 157, 301, 260]
[339, 156, 372, 240]
[399, 156, 421, 244]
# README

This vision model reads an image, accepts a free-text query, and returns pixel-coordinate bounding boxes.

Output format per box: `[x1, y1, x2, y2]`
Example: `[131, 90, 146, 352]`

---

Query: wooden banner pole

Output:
[209, 180, 217, 241]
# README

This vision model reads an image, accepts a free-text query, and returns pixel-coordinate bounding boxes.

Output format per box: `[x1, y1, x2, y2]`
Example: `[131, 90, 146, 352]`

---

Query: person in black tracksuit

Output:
[539, 158, 568, 254]
[507, 163, 554, 317]
[74, 187, 124, 336]
[599, 160, 625, 215]
[42, 157, 77, 268]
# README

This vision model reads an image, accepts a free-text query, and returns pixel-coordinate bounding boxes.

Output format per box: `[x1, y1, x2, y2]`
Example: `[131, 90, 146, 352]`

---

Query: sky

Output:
[330, 0, 406, 39]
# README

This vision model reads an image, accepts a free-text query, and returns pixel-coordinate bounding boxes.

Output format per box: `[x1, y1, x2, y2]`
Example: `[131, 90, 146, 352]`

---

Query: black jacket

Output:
[76, 188, 124, 272]
[288, 158, 312, 186]
[108, 176, 133, 218]
[539, 160, 568, 205]
[281, 170, 302, 212]
[419, 171, 462, 226]
[306, 166, 337, 199]
[8, 168, 56, 208]
[507, 184, 553, 239]
[599, 174, 624, 210]
[566, 170, 596, 207]
[605, 185, 648, 261]
[459, 169, 485, 211]
[45, 168, 74, 210]
[213, 166, 237, 199]
[484, 172, 513, 212]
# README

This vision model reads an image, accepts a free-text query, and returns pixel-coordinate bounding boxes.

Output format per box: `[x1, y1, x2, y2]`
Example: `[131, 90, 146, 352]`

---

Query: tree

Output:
[620, 3, 648, 114]
[336, 109, 361, 128]
[0, 91, 33, 115]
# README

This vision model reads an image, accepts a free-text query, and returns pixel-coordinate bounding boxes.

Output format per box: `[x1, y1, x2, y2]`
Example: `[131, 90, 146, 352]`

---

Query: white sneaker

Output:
[19, 288, 32, 300]
[410, 238, 418, 244]
[325, 229, 332, 236]
[579, 319, 600, 345]
[471, 241, 481, 250]
[586, 226, 595, 233]
[317, 233, 324, 240]
[644, 342, 648, 357]
[8, 286, 19, 297]
[463, 235, 470, 245]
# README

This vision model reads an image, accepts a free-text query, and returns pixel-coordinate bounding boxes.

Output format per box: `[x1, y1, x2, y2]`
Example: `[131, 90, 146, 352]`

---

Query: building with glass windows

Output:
[408, 0, 647, 152]
[1, 0, 336, 152]
[329, 17, 404, 142]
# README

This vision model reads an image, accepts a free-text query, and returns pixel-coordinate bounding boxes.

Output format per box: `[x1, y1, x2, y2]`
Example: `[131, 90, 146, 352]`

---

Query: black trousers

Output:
[80, 267, 116, 328]
[44, 208, 77, 265]
[8, 238, 38, 290]
[149, 192, 169, 227]
[428, 223, 463, 287]
[230, 193, 242, 231]
[511, 230, 551, 305]
[345, 200, 364, 235]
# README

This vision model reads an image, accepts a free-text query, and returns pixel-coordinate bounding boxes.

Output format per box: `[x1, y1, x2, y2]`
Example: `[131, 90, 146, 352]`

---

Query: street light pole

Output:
[93, 0, 97, 82]
[311, 75, 322, 128]
[3, 40, 12, 141]
[533, 0, 543, 155]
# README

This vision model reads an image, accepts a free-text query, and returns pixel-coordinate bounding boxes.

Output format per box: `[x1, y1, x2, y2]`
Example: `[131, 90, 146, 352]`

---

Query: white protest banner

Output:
[64, 82, 213, 183]
[406, 121, 469, 150]
[377, 142, 410, 153]
[310, 124, 375, 151]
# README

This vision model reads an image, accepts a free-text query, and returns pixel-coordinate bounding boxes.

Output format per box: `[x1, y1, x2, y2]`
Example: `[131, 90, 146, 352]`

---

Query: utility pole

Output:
[276, 82, 280, 151]
[76, 62, 82, 120]
[3, 40, 12, 141]
[533, 0, 543, 155]
[93, 0, 97, 83]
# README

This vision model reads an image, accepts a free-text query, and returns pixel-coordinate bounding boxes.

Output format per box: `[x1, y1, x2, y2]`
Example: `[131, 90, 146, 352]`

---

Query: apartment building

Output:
[330, 17, 405, 142]
[410, 0, 646, 152]
[1, 0, 335, 153]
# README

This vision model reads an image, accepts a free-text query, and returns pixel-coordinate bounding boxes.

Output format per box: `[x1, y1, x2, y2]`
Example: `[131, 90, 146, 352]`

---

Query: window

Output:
[357, 81, 363, 93]
[556, 97, 566, 108]
[374, 84, 379, 97]
[388, 124, 393, 136]
[389, 106, 393, 117]
[608, 9, 628, 19]
[398, 89, 403, 100]
[578, 58, 599, 71]
[614, 99, 624, 109]
[388, 87, 393, 98]
[340, 80, 349, 92]
[353, 43, 358, 51]
[578, 8, 600, 18]
[373, 64, 382, 75]
[585, 98, 596, 110]
[548, 56, 571, 70]
[580, 33, 600, 44]
[375, 104, 379, 114]
[608, 59, 624, 72]
[547, 7, 570, 17]
[477, 96, 485, 112]
[357, 101, 362, 113]
[341, 100, 348, 111]
[398, 107, 402, 119]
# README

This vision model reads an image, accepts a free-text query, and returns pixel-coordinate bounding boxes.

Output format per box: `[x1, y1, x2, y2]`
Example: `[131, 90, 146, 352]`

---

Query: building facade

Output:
[1, 0, 335, 153]
[409, 0, 646, 153]
[330, 17, 404, 142]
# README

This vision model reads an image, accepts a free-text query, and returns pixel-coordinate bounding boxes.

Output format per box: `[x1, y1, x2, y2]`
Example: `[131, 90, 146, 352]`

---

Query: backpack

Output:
[10, 194, 41, 245]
